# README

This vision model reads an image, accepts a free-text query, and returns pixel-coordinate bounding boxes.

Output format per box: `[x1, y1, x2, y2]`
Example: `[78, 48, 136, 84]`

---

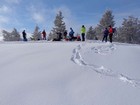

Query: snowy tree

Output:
[116, 16, 140, 44]
[95, 10, 115, 40]
[86, 26, 96, 40]
[32, 25, 42, 40]
[3, 28, 21, 41]
[94, 25, 103, 40]
[2, 30, 10, 41]
[49, 11, 66, 40]
[47, 32, 53, 41]
[100, 10, 115, 28]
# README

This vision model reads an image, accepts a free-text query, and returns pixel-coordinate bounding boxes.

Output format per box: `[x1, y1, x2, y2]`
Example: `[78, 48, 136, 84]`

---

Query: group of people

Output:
[22, 25, 115, 43]
[53, 25, 86, 41]
[22, 25, 86, 42]
[102, 25, 115, 43]
[22, 30, 47, 41]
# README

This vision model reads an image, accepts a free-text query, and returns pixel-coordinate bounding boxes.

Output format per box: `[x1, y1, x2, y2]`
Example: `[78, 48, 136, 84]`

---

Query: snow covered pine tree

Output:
[48, 11, 66, 41]
[2, 28, 21, 41]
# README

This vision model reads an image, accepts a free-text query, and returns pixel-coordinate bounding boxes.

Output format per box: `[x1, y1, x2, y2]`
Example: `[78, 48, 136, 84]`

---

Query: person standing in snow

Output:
[69, 28, 74, 41]
[63, 30, 68, 40]
[22, 30, 27, 41]
[42, 30, 47, 40]
[108, 25, 113, 43]
[81, 25, 86, 41]
[102, 28, 109, 42]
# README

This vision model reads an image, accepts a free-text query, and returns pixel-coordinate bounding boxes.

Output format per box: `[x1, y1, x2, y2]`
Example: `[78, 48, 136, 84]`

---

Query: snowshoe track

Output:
[71, 45, 87, 66]
[71, 43, 140, 88]
[91, 43, 116, 55]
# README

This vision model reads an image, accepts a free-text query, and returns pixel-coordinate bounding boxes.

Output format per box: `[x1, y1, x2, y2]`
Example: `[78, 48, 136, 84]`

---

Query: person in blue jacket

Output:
[69, 28, 74, 41]
[102, 28, 109, 42]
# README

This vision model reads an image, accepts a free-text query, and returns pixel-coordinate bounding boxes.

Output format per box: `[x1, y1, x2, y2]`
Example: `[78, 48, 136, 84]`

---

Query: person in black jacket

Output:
[63, 30, 67, 39]
[102, 28, 109, 42]
[53, 32, 62, 41]
[22, 30, 27, 41]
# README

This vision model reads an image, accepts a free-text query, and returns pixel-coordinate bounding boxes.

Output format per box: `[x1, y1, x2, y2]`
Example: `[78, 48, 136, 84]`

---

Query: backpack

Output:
[113, 28, 116, 33]
[109, 28, 114, 34]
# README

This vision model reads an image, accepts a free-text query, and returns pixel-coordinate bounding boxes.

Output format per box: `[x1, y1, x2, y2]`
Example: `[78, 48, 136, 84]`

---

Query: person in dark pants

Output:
[42, 30, 47, 40]
[22, 30, 27, 41]
[108, 25, 113, 43]
[102, 28, 109, 42]
[81, 25, 86, 41]
[63, 30, 68, 40]
[53, 32, 62, 41]
[58, 32, 62, 41]
[69, 28, 74, 41]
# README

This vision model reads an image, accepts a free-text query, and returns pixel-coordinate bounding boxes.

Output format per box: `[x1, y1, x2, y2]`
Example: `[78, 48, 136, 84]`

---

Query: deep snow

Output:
[0, 41, 140, 105]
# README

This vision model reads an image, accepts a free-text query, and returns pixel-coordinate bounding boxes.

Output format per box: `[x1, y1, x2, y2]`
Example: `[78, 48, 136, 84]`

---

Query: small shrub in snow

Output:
[2, 28, 21, 41]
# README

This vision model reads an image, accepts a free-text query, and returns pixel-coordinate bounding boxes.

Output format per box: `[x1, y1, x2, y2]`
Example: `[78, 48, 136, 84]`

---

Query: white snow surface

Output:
[0, 41, 140, 105]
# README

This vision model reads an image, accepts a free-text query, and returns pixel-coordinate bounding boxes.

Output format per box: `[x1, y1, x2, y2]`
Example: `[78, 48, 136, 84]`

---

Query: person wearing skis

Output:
[42, 30, 47, 40]
[102, 28, 109, 42]
[108, 25, 113, 43]
[22, 30, 27, 41]
[81, 25, 86, 41]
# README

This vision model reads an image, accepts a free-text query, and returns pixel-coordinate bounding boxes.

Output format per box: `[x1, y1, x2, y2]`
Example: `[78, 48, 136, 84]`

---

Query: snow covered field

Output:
[0, 41, 140, 105]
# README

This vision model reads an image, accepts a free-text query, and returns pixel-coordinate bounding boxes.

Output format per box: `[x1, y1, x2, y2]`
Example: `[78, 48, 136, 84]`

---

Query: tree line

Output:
[2, 10, 140, 44]
[2, 26, 44, 41]
[86, 10, 140, 44]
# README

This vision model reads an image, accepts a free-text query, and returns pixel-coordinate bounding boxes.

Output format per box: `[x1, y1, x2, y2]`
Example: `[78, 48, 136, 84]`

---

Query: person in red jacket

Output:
[42, 30, 47, 40]
[108, 25, 113, 43]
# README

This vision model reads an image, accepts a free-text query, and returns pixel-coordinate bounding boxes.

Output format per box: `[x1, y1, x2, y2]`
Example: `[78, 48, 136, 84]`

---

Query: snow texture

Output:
[71, 42, 140, 88]
[0, 41, 140, 105]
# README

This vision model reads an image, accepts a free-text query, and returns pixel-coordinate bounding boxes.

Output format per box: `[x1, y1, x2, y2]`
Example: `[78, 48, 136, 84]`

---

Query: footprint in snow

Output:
[71, 43, 140, 89]
[91, 44, 116, 55]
